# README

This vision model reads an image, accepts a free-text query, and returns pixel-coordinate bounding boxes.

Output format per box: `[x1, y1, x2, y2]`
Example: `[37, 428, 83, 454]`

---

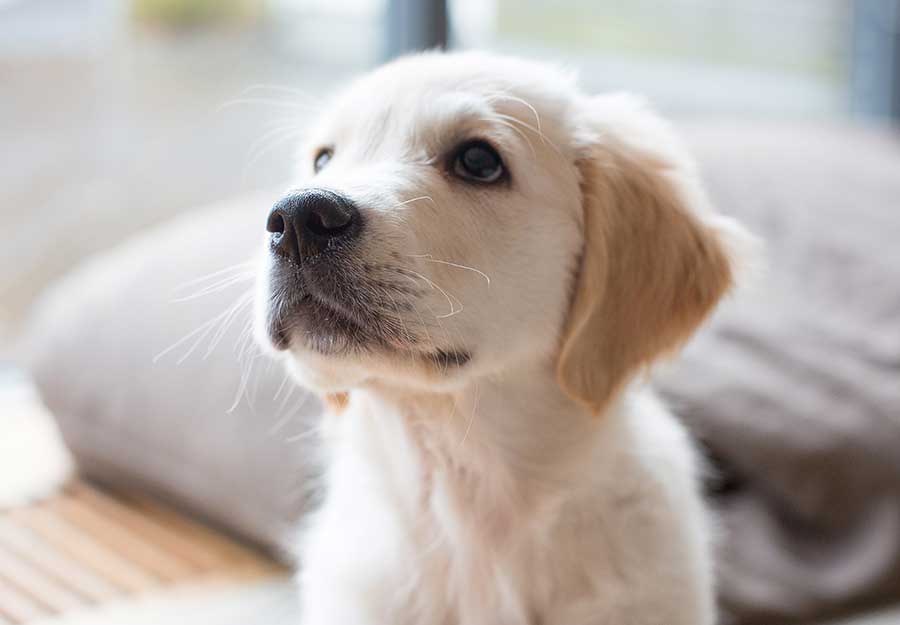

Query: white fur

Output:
[256, 51, 737, 625]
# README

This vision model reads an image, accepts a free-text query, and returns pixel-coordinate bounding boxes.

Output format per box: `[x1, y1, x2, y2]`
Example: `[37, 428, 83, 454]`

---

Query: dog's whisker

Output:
[396, 276, 463, 371]
[491, 117, 537, 159]
[388, 301, 420, 371]
[216, 83, 324, 115]
[407, 254, 491, 286]
[275, 385, 302, 427]
[230, 311, 257, 361]
[174, 261, 256, 291]
[442, 318, 470, 371]
[392, 195, 437, 211]
[244, 126, 308, 177]
[418, 301, 453, 371]
[384, 291, 416, 347]
[245, 122, 307, 159]
[417, 298, 468, 373]
[398, 268, 463, 318]
[485, 92, 545, 142]
[272, 368, 291, 403]
[285, 428, 323, 443]
[268, 385, 313, 437]
[153, 289, 253, 364]
[238, 83, 321, 98]
[171, 272, 256, 303]
[204, 290, 255, 361]
[436, 306, 462, 319]
[152, 315, 220, 364]
[495, 112, 563, 157]
[229, 348, 265, 413]
[216, 98, 324, 114]
[407, 298, 438, 355]
[458, 381, 481, 447]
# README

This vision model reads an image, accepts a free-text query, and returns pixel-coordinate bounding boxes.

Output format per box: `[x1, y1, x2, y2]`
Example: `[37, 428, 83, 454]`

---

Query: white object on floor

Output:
[0, 375, 73, 508]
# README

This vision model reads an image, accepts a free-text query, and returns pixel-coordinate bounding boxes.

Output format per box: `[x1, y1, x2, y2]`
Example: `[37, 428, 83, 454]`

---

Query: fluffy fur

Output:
[255, 51, 752, 625]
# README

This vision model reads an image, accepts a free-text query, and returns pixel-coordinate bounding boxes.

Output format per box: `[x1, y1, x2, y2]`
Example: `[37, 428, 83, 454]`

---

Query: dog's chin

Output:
[261, 301, 382, 392]
[280, 331, 474, 392]
[283, 349, 370, 393]
[284, 350, 476, 397]
[264, 304, 474, 393]
[265, 295, 371, 355]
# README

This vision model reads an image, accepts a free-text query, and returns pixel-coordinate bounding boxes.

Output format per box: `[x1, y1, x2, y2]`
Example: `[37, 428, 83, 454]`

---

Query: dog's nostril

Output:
[306, 206, 352, 238]
[267, 212, 286, 235]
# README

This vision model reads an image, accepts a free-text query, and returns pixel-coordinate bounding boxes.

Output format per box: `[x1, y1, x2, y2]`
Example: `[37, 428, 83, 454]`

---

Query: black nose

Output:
[266, 189, 359, 263]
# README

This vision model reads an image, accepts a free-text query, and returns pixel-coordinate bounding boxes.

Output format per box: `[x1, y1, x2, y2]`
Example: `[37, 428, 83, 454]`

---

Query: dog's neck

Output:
[344, 359, 617, 519]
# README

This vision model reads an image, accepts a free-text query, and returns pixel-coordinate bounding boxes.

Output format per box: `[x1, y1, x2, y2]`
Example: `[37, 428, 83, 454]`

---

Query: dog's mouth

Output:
[263, 261, 471, 370]
[265, 290, 366, 352]
[265, 260, 393, 354]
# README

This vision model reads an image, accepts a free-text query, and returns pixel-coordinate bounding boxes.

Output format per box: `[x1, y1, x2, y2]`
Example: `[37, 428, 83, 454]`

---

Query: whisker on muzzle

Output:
[395, 268, 464, 319]
[392, 195, 437, 211]
[406, 254, 492, 286]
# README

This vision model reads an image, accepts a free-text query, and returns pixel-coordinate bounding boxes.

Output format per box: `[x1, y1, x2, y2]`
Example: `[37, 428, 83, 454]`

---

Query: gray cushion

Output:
[23, 122, 900, 623]
[659, 121, 900, 624]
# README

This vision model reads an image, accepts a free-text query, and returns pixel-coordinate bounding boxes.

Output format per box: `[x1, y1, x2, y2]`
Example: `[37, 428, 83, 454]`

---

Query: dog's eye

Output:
[453, 141, 504, 184]
[314, 148, 333, 173]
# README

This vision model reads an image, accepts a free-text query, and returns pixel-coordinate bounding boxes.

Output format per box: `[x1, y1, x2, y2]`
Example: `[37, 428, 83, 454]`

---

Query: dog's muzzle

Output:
[262, 188, 373, 353]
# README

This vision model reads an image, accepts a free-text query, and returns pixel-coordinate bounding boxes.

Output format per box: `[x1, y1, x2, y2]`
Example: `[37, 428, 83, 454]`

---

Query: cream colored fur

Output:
[256, 51, 753, 625]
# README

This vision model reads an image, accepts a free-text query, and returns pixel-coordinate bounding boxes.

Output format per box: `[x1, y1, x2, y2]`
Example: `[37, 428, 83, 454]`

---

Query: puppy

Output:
[256, 51, 751, 625]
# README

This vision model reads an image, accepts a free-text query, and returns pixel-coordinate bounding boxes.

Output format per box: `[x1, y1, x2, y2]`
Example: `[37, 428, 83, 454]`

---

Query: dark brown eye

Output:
[314, 148, 333, 173]
[453, 141, 504, 183]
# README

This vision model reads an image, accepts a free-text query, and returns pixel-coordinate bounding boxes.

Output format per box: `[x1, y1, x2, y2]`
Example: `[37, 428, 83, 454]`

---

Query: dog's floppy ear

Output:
[558, 94, 748, 415]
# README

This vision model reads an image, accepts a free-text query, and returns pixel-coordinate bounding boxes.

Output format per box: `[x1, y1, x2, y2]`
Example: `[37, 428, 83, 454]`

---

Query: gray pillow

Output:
[657, 121, 900, 624]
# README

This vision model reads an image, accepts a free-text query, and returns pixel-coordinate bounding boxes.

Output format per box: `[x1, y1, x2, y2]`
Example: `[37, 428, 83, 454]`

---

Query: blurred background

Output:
[1, 0, 899, 361]
[2, 2, 900, 624]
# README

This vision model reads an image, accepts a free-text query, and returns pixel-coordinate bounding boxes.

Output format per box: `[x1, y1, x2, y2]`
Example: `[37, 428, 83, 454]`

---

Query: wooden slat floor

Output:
[0, 480, 285, 624]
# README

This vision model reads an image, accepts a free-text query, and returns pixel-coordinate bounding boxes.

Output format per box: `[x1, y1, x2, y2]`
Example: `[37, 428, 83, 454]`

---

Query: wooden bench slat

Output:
[0, 547, 86, 615]
[0, 479, 285, 623]
[0, 581, 48, 624]
[67, 483, 229, 572]
[0, 519, 119, 604]
[49, 496, 196, 583]
[7, 508, 160, 595]
[124, 495, 280, 578]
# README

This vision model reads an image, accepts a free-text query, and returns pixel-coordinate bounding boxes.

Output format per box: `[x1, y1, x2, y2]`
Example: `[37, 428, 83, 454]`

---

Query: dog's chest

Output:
[335, 403, 569, 624]
[309, 392, 711, 625]
[394, 461, 548, 625]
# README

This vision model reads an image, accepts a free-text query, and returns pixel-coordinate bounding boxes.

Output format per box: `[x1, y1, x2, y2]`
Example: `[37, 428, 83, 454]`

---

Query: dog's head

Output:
[256, 52, 751, 412]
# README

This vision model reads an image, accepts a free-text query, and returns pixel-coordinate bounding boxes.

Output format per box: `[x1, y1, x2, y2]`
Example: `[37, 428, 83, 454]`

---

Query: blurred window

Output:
[269, 0, 386, 68]
[451, 0, 852, 118]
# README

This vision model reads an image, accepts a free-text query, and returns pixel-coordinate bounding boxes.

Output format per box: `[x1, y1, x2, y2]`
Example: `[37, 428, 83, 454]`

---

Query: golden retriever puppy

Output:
[255, 51, 752, 625]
